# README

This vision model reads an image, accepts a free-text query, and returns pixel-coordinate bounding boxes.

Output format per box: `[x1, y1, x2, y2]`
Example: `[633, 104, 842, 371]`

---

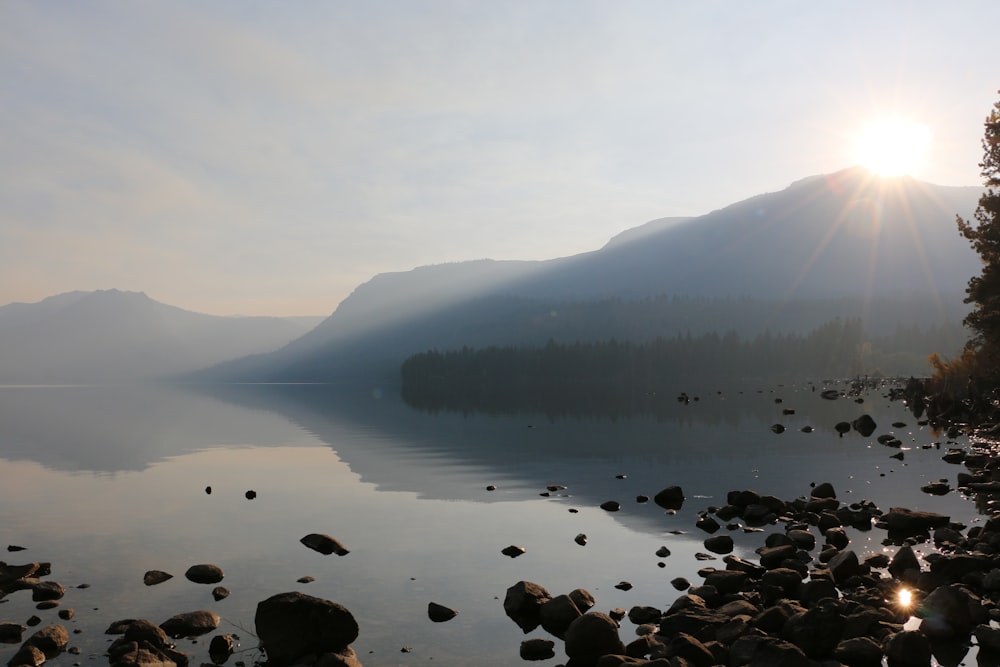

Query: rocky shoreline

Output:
[4, 382, 1000, 667]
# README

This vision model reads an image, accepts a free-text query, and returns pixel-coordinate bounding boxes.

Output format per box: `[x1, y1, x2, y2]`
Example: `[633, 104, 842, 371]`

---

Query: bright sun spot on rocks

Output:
[898, 588, 913, 607]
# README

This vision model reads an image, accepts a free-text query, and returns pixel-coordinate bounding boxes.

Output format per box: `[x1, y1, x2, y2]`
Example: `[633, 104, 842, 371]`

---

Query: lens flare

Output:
[898, 588, 913, 607]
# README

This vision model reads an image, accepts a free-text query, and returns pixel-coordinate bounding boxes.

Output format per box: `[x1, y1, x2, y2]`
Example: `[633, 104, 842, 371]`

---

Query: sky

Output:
[2, 1, 998, 317]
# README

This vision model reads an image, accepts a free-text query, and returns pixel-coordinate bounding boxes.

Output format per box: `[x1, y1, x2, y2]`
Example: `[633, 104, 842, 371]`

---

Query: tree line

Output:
[400, 318, 963, 415]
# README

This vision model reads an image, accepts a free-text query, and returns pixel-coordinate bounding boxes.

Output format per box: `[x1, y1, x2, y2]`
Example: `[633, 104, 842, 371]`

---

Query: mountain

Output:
[0, 290, 323, 384]
[200, 167, 983, 382]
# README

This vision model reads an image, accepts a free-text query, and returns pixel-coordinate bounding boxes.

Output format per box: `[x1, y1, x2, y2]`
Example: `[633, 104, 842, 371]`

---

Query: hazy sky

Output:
[3, 2, 998, 316]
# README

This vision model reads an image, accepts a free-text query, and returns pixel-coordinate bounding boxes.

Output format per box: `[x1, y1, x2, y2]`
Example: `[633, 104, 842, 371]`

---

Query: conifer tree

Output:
[957, 91, 1000, 372]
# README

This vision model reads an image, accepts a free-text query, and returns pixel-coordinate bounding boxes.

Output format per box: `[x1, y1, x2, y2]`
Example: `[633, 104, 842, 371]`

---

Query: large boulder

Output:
[503, 581, 552, 633]
[254, 592, 359, 666]
[564, 613, 625, 666]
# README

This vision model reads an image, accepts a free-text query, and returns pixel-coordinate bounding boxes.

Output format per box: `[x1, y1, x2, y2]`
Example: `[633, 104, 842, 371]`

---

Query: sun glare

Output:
[898, 588, 913, 608]
[852, 119, 931, 177]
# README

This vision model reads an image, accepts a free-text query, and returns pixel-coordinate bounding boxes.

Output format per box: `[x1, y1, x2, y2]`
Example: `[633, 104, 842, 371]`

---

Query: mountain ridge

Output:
[197, 167, 983, 383]
[0, 290, 324, 384]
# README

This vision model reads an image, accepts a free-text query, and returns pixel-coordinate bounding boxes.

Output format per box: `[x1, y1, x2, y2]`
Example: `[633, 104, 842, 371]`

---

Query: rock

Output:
[254, 592, 359, 666]
[671, 577, 690, 591]
[613, 581, 632, 591]
[655, 546, 671, 558]
[653, 486, 685, 510]
[122, 620, 170, 648]
[22, 624, 68, 659]
[833, 636, 883, 666]
[888, 544, 921, 582]
[209, 634, 235, 664]
[744, 636, 810, 667]
[918, 584, 974, 639]
[627, 606, 662, 625]
[6, 545, 27, 552]
[575, 533, 588, 546]
[883, 507, 950, 538]
[30, 582, 64, 602]
[56, 609, 73, 621]
[501, 545, 526, 558]
[920, 481, 951, 495]
[427, 602, 457, 623]
[540, 595, 582, 638]
[664, 632, 715, 666]
[564, 613, 625, 666]
[569, 589, 595, 613]
[852, 415, 877, 437]
[975, 624, 1000, 652]
[835, 422, 851, 436]
[297, 576, 315, 584]
[300, 534, 350, 556]
[520, 638, 555, 661]
[159, 610, 220, 638]
[184, 564, 224, 584]
[827, 549, 861, 584]
[782, 599, 844, 659]
[704, 535, 734, 555]
[24, 617, 40, 628]
[884, 630, 931, 667]
[503, 581, 552, 633]
[7, 644, 45, 667]
[811, 482, 837, 499]
[143, 571, 173, 586]
[0, 622, 26, 643]
[600, 500, 621, 512]
[696, 515, 720, 533]
[212, 587, 230, 601]
[245, 490, 256, 500]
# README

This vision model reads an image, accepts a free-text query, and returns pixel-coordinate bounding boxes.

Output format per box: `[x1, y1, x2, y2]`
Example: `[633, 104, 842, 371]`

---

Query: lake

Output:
[0, 380, 981, 666]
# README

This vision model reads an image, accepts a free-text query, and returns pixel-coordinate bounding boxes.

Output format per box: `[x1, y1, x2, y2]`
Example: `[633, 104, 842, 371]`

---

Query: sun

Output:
[851, 118, 932, 177]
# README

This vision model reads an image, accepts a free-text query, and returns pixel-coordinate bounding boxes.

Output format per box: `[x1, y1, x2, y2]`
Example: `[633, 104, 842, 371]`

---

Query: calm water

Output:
[0, 381, 982, 666]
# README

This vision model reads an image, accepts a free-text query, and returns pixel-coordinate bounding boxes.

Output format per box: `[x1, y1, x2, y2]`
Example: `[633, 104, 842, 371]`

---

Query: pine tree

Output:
[957, 91, 1000, 372]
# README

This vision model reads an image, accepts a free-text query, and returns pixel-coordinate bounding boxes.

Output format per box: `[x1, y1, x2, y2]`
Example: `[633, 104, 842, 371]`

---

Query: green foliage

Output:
[957, 91, 1000, 369]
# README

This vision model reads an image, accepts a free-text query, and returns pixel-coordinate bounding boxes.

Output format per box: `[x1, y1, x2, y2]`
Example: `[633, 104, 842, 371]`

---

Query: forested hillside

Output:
[400, 317, 965, 417]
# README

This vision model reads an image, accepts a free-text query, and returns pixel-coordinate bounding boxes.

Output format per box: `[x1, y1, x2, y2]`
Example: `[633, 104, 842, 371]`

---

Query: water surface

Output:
[0, 382, 978, 666]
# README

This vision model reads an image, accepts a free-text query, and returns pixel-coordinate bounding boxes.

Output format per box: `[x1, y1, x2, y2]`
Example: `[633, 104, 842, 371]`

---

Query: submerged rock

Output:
[254, 592, 359, 666]
[300, 533, 350, 556]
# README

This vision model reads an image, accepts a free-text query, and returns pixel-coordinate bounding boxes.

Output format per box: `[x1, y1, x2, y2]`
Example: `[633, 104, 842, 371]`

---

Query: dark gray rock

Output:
[653, 486, 685, 510]
[254, 592, 358, 666]
[811, 482, 837, 499]
[852, 415, 877, 437]
[626, 606, 661, 625]
[501, 545, 526, 558]
[503, 581, 551, 633]
[833, 636, 883, 667]
[703, 535, 733, 555]
[564, 613, 625, 666]
[427, 602, 457, 623]
[0, 622, 25, 643]
[159, 610, 220, 638]
[184, 564, 224, 585]
[142, 571, 173, 586]
[300, 534, 350, 556]
[519, 638, 555, 661]
[884, 630, 931, 667]
[917, 584, 974, 639]
[539, 595, 581, 638]
[21, 624, 68, 659]
[883, 507, 950, 538]
[30, 582, 64, 602]
[209, 633, 236, 664]
[212, 586, 229, 601]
